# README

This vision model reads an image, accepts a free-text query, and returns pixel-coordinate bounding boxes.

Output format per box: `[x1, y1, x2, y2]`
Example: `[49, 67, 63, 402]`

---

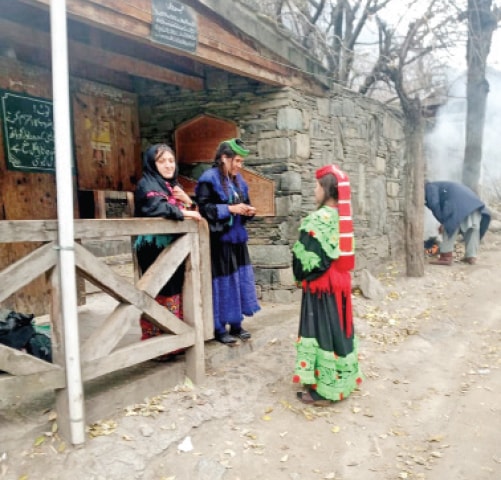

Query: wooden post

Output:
[93, 190, 107, 219]
[198, 220, 214, 340]
[183, 230, 205, 384]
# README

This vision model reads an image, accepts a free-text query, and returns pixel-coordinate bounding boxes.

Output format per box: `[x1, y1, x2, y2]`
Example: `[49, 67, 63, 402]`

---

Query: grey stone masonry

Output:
[277, 107, 303, 130]
[136, 71, 406, 301]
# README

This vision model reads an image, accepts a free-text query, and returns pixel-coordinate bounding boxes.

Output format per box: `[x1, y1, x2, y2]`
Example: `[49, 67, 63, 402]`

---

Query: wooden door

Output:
[72, 82, 141, 192]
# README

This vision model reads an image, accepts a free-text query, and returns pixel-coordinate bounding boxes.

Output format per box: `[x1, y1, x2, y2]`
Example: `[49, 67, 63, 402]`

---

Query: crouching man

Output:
[425, 181, 491, 265]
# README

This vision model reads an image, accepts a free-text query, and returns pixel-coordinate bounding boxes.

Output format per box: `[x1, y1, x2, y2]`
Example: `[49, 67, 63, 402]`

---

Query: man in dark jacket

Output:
[425, 181, 491, 265]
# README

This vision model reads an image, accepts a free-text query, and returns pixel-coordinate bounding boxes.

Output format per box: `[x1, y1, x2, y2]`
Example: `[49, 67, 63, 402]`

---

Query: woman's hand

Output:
[183, 210, 202, 221]
[172, 186, 193, 206]
[229, 203, 256, 216]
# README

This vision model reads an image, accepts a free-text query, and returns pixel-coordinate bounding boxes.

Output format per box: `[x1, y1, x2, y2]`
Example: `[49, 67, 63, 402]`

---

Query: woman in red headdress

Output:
[292, 165, 363, 405]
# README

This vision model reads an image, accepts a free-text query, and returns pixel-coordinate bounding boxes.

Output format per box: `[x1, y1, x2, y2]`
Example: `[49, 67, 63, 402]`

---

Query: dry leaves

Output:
[124, 396, 165, 417]
[31, 414, 65, 454]
[86, 419, 117, 438]
[359, 304, 420, 348]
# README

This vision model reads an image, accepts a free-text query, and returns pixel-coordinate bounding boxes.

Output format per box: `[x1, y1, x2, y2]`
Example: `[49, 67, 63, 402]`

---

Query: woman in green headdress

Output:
[195, 138, 261, 345]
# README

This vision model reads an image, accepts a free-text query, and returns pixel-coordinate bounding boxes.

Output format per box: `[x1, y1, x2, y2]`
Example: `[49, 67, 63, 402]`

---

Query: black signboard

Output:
[151, 0, 198, 53]
[0, 90, 55, 173]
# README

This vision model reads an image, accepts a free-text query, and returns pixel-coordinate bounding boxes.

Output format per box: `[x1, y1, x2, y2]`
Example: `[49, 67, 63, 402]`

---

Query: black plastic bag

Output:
[0, 309, 35, 349]
[0, 309, 52, 362]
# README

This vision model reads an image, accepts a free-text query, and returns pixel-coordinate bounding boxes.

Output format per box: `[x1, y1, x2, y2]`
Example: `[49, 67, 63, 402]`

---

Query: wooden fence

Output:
[0, 218, 213, 440]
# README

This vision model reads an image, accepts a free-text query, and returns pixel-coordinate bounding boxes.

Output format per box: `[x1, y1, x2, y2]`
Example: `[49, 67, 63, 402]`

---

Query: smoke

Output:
[423, 67, 501, 239]
[424, 67, 501, 201]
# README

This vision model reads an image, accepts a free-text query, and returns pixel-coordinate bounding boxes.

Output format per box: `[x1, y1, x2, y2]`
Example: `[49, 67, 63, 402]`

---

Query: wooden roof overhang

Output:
[2, 0, 328, 95]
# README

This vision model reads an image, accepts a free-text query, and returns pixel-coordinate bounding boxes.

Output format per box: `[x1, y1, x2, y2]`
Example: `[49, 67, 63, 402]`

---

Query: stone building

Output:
[137, 78, 406, 302]
[0, 0, 406, 312]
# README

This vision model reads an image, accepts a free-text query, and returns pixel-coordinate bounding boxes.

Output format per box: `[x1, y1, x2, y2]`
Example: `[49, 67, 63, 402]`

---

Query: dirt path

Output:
[2, 233, 500, 480]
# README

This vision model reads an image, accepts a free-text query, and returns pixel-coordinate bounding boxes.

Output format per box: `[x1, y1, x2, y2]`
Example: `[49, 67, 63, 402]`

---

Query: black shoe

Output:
[215, 332, 237, 344]
[229, 327, 251, 341]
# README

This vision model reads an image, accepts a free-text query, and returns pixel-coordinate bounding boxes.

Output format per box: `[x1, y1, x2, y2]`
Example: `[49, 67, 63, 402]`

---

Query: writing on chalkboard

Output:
[0, 90, 55, 173]
[151, 0, 198, 53]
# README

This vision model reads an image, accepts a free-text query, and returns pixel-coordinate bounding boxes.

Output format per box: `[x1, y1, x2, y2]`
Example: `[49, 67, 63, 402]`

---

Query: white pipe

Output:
[50, 0, 85, 445]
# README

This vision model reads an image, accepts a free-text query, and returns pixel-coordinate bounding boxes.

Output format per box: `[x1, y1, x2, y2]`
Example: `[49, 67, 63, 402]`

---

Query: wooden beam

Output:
[74, 242, 191, 334]
[93, 190, 107, 219]
[183, 228, 206, 383]
[0, 344, 62, 375]
[17, 0, 295, 87]
[0, 220, 59, 243]
[73, 218, 200, 238]
[0, 242, 57, 303]
[198, 220, 214, 340]
[0, 369, 65, 408]
[0, 218, 199, 243]
[81, 331, 195, 380]
[136, 234, 191, 297]
[70, 37, 204, 90]
[81, 303, 141, 361]
[196, 0, 330, 88]
[0, 17, 204, 90]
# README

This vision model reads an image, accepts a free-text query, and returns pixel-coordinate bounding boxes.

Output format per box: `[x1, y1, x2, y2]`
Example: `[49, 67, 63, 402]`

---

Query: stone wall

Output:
[136, 69, 406, 302]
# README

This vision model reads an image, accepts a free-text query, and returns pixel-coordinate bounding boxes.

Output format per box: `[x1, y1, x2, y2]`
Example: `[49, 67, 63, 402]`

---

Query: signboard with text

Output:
[151, 0, 198, 53]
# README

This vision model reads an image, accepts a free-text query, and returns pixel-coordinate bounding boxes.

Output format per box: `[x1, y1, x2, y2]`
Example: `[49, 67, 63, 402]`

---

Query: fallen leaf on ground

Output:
[86, 420, 117, 437]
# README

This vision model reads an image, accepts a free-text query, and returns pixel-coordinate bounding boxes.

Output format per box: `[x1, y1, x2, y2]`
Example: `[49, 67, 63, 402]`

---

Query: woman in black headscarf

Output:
[134, 144, 201, 358]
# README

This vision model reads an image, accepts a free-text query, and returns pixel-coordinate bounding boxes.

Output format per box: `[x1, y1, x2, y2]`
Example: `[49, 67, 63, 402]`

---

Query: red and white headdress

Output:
[316, 164, 355, 271]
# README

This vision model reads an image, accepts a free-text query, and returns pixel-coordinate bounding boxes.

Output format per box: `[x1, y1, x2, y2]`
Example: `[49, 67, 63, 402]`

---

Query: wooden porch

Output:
[0, 217, 213, 442]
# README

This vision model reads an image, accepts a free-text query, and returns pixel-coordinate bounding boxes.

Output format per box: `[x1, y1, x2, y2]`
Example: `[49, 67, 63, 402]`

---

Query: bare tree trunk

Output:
[402, 101, 425, 277]
[331, 2, 345, 80]
[463, 0, 497, 194]
[389, 45, 425, 276]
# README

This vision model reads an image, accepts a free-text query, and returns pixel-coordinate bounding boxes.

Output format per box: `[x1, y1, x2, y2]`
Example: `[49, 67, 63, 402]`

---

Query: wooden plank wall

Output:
[0, 58, 58, 314]
[0, 59, 142, 315]
[72, 79, 141, 192]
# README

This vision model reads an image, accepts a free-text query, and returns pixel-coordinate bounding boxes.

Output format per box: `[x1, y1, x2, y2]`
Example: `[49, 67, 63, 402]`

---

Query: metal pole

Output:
[50, 0, 85, 445]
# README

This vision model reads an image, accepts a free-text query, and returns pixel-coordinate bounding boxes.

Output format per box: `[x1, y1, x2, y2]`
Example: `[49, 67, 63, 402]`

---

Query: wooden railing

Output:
[0, 218, 213, 439]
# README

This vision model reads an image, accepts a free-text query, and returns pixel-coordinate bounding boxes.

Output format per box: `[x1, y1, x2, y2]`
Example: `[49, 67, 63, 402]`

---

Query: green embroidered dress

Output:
[292, 206, 362, 401]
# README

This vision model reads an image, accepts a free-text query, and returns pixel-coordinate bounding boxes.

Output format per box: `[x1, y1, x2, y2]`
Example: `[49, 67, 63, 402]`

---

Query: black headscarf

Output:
[134, 144, 184, 220]
[142, 144, 179, 190]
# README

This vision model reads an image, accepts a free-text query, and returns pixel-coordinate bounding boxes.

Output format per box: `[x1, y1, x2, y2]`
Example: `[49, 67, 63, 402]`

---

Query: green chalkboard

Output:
[0, 90, 55, 173]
